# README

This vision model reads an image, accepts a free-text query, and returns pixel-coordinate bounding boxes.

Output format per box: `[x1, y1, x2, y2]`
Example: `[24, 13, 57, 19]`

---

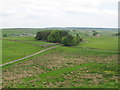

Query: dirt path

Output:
[0, 45, 61, 67]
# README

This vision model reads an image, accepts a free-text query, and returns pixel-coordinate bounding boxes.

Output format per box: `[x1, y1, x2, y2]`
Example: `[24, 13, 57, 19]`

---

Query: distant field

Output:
[2, 46, 118, 88]
[70, 29, 118, 37]
[2, 40, 52, 64]
[77, 36, 118, 50]
[2, 29, 42, 36]
[2, 28, 118, 37]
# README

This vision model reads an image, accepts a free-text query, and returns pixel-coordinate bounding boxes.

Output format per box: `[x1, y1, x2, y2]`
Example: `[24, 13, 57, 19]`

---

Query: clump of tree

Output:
[92, 30, 99, 36]
[35, 30, 82, 46]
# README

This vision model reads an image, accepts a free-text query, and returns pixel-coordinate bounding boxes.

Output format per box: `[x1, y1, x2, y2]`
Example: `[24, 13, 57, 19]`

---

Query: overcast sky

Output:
[0, 0, 119, 28]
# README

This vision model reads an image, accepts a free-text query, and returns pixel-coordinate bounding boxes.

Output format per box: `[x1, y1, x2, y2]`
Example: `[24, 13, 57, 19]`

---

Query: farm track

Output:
[0, 45, 61, 67]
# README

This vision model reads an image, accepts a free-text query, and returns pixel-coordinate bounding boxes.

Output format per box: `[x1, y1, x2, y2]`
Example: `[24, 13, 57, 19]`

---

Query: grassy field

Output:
[2, 46, 118, 88]
[2, 37, 54, 64]
[2, 28, 119, 88]
[3, 40, 42, 63]
[77, 36, 118, 50]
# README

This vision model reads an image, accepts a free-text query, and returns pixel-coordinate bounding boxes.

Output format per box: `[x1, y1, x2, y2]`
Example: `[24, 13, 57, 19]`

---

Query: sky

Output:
[0, 0, 119, 28]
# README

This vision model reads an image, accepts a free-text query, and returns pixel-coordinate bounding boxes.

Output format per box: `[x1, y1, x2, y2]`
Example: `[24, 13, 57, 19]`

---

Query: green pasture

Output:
[2, 40, 51, 64]
[77, 36, 118, 50]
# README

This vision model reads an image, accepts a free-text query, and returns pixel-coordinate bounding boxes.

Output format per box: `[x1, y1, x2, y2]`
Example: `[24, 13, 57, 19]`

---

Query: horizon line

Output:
[0, 26, 118, 29]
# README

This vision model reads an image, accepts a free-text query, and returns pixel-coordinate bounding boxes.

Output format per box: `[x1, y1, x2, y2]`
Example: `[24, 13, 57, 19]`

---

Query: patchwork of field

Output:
[2, 28, 119, 88]
[2, 46, 118, 88]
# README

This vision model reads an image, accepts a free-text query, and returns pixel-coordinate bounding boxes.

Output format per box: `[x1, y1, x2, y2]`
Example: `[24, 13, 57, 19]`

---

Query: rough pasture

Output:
[2, 46, 118, 88]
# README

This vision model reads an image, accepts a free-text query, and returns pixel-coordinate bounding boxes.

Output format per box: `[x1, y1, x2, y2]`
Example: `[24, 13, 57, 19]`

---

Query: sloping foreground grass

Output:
[77, 36, 118, 50]
[2, 46, 118, 88]
[2, 40, 47, 64]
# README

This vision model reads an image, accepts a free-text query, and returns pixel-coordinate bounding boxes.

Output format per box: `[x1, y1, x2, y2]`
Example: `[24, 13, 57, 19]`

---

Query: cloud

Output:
[0, 0, 119, 28]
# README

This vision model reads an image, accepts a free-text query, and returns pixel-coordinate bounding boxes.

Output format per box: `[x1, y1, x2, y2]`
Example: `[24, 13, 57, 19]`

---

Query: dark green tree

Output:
[3, 34, 7, 37]
[47, 30, 69, 43]
[92, 31, 99, 36]
[61, 34, 77, 46]
[35, 30, 51, 41]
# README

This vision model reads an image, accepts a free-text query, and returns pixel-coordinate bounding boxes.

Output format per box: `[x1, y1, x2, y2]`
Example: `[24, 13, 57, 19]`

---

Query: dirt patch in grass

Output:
[2, 53, 118, 88]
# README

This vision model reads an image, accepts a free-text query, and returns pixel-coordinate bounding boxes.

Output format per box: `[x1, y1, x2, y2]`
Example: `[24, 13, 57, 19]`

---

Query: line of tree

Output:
[35, 30, 82, 46]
